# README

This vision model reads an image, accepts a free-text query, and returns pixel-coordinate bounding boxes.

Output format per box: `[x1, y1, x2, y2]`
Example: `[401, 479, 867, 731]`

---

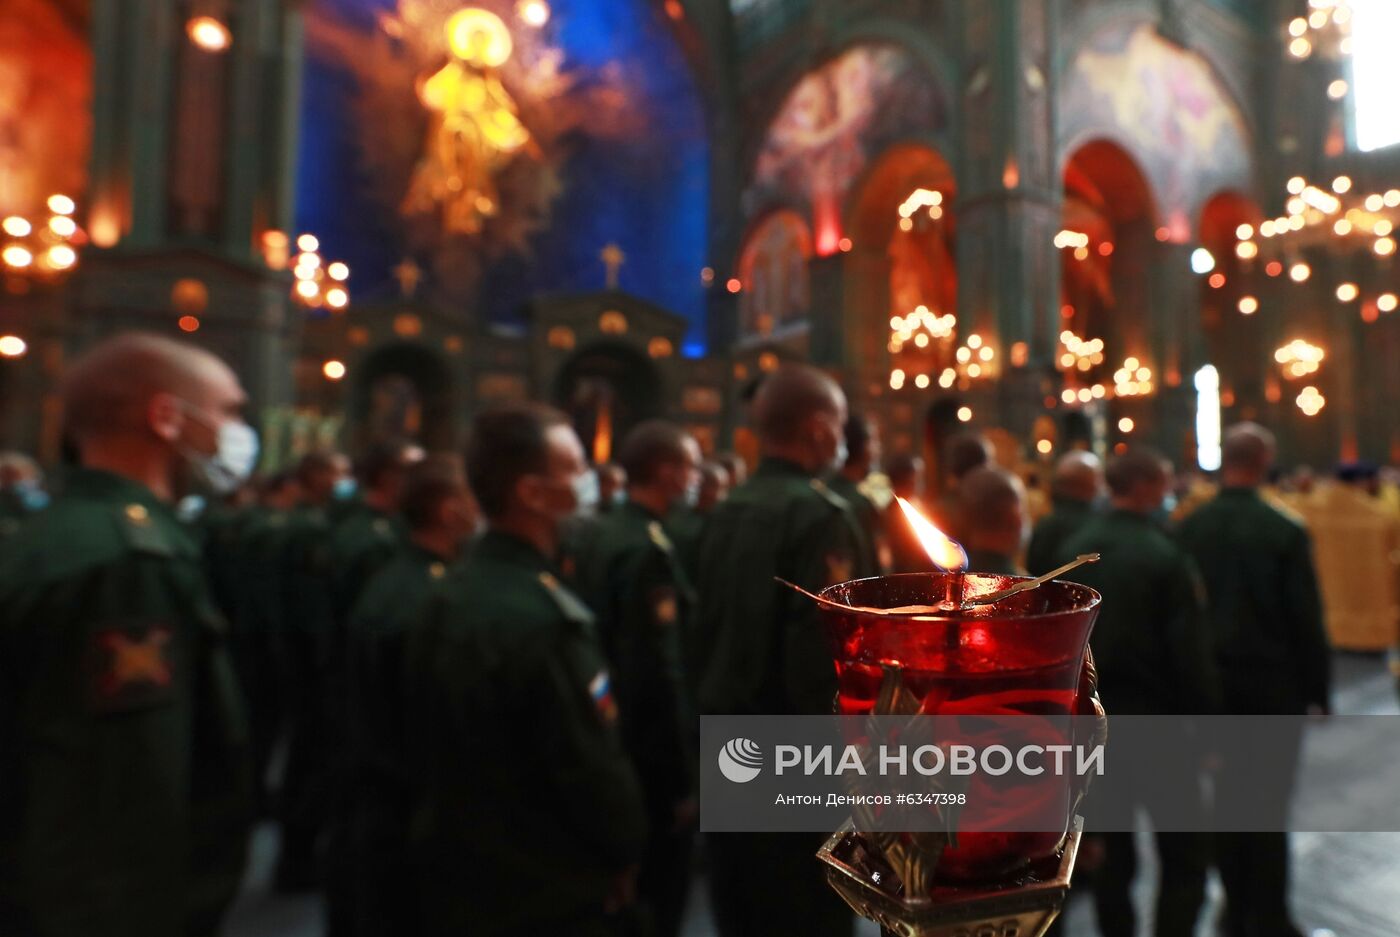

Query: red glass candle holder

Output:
[818, 572, 1101, 888]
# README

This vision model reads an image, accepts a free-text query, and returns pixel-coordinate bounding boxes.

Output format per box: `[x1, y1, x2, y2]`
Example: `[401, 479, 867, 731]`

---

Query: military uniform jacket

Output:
[579, 500, 696, 817]
[328, 504, 406, 626]
[696, 457, 872, 715]
[1176, 487, 1330, 712]
[1026, 497, 1096, 577]
[1059, 509, 1222, 715]
[404, 530, 646, 936]
[0, 469, 251, 937]
[664, 505, 706, 585]
[346, 541, 452, 804]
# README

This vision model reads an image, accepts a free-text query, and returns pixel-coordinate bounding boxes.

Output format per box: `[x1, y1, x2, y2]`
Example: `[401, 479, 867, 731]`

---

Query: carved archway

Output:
[552, 341, 663, 465]
[349, 341, 455, 451]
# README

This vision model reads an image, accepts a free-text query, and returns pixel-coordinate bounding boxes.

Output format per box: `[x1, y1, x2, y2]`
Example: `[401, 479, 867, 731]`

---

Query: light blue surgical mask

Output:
[1151, 494, 1179, 527]
[572, 471, 600, 514]
[177, 494, 208, 523]
[333, 477, 359, 501]
[180, 408, 259, 497]
[14, 480, 49, 512]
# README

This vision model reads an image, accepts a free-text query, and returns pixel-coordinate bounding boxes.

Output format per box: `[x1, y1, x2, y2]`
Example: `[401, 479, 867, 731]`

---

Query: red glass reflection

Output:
[819, 572, 1100, 887]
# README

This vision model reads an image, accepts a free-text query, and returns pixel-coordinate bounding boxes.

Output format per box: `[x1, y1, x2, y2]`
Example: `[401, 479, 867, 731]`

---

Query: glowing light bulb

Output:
[517, 0, 550, 27]
[187, 16, 231, 51]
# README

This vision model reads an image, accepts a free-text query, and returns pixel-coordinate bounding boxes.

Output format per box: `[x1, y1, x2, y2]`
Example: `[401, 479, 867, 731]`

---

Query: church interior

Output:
[4, 0, 1399, 478]
[5, 1, 1400, 936]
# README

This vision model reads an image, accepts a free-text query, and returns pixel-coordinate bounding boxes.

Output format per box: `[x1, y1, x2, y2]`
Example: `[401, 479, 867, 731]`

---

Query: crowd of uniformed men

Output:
[0, 332, 1339, 937]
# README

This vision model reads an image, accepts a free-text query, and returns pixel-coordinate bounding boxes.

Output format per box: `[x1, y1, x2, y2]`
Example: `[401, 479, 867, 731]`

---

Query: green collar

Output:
[620, 499, 664, 523]
[1106, 507, 1154, 525]
[62, 467, 175, 518]
[1051, 496, 1093, 513]
[475, 528, 554, 571]
[755, 456, 814, 480]
[61, 467, 194, 557]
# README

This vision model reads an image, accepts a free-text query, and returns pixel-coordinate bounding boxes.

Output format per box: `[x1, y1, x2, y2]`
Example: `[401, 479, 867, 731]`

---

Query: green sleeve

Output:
[781, 507, 858, 714]
[609, 547, 692, 806]
[4, 554, 248, 937]
[1284, 527, 1331, 709]
[1167, 553, 1223, 714]
[519, 637, 649, 868]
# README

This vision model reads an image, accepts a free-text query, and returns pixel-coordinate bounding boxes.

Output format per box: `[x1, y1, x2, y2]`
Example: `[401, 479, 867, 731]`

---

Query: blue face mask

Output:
[333, 477, 359, 501]
[177, 494, 207, 523]
[13, 481, 48, 512]
[1151, 494, 1178, 526]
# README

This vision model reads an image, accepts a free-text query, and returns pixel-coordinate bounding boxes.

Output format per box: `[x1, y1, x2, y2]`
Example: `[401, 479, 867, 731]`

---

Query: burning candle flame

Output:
[896, 496, 968, 571]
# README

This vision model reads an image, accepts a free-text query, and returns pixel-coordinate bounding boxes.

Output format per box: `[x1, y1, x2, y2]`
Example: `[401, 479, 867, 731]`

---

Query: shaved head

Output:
[1105, 447, 1172, 515]
[1052, 451, 1104, 502]
[752, 364, 846, 446]
[1221, 422, 1275, 480]
[62, 333, 240, 443]
[960, 466, 1028, 543]
[944, 432, 995, 483]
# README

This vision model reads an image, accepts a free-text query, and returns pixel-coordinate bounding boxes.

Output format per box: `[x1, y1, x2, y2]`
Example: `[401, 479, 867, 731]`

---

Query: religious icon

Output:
[403, 7, 533, 234]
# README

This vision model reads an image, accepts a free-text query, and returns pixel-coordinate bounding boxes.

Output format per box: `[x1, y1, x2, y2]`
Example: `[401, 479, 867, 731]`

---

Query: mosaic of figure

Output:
[1060, 22, 1250, 238]
[738, 210, 811, 338]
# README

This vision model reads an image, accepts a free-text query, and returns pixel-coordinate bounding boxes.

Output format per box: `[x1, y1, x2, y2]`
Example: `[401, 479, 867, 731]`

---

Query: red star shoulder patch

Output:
[88, 623, 177, 714]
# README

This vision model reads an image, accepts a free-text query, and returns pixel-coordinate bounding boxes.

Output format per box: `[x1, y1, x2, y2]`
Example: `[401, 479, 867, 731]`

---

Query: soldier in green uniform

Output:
[404, 403, 647, 937]
[225, 470, 302, 817]
[0, 333, 255, 937]
[327, 438, 425, 625]
[666, 459, 729, 585]
[579, 420, 702, 937]
[1026, 450, 1103, 576]
[959, 465, 1030, 576]
[1176, 423, 1329, 937]
[274, 449, 351, 891]
[319, 440, 425, 931]
[339, 456, 476, 937]
[826, 412, 885, 574]
[598, 460, 627, 513]
[696, 363, 872, 937]
[1058, 447, 1221, 937]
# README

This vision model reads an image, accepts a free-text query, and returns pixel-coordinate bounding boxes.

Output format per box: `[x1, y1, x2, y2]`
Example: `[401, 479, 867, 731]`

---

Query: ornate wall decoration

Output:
[736, 209, 811, 339]
[1060, 21, 1251, 238]
[746, 43, 947, 252]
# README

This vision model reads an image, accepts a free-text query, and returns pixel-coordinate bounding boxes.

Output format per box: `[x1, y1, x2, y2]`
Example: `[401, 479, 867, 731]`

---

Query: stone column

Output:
[76, 0, 303, 419]
[1147, 241, 1204, 470]
[951, 0, 1062, 442]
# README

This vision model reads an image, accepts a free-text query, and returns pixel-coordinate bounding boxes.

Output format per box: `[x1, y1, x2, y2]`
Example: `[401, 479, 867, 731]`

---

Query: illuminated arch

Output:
[735, 209, 812, 341]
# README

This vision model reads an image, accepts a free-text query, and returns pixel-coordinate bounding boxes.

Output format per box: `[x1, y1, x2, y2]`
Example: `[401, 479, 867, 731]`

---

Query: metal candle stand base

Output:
[817, 817, 1083, 937]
